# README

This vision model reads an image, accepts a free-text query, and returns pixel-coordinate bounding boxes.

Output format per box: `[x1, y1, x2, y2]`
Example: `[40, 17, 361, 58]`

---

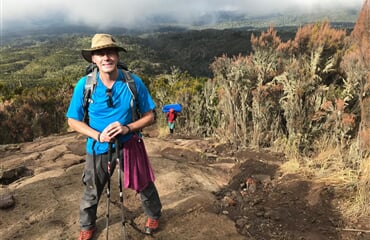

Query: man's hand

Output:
[99, 122, 130, 142]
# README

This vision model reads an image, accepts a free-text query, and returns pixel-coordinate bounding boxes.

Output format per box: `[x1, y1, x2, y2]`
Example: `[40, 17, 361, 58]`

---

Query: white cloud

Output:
[1, 0, 364, 29]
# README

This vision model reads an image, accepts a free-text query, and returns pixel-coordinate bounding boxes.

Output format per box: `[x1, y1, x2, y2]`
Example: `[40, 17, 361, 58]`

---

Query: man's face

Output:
[91, 47, 119, 73]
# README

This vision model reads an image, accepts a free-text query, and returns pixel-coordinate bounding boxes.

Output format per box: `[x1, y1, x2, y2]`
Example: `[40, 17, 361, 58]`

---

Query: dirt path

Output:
[0, 132, 369, 240]
[0, 132, 243, 240]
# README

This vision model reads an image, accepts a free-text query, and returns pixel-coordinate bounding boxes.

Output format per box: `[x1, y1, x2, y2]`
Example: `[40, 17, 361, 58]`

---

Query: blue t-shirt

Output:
[66, 70, 156, 154]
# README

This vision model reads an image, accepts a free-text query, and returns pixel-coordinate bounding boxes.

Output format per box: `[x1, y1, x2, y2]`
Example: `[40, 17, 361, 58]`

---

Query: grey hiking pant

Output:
[80, 150, 162, 230]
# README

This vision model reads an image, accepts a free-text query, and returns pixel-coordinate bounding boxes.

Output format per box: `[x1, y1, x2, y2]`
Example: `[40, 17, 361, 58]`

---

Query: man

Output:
[66, 33, 162, 240]
[166, 108, 177, 134]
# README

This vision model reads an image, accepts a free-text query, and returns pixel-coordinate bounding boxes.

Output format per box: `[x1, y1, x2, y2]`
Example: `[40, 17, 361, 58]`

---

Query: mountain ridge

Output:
[2, 8, 360, 40]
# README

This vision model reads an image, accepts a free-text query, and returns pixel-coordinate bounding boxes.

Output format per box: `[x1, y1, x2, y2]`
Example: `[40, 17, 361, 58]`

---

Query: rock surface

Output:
[0, 132, 369, 240]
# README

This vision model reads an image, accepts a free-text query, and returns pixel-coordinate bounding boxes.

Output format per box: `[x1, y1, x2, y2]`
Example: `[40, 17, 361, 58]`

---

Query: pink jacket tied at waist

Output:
[121, 134, 155, 192]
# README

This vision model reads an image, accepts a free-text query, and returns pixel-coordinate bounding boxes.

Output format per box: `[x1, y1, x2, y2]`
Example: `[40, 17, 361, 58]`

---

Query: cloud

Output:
[1, 0, 363, 29]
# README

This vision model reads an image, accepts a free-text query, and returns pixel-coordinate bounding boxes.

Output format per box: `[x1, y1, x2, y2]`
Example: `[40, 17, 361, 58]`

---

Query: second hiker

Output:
[166, 108, 177, 134]
[66, 33, 162, 240]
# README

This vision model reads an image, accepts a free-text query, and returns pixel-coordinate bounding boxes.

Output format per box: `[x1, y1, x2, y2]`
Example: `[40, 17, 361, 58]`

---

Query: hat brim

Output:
[81, 46, 127, 63]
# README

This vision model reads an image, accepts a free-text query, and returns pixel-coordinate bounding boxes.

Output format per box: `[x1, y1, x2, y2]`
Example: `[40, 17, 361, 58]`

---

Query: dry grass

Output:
[157, 126, 171, 138]
[344, 156, 370, 218]
[280, 146, 370, 219]
[276, 137, 370, 219]
[280, 157, 301, 175]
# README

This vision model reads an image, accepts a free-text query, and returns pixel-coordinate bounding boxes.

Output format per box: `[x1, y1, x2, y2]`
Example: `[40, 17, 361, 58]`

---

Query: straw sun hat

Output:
[81, 34, 127, 62]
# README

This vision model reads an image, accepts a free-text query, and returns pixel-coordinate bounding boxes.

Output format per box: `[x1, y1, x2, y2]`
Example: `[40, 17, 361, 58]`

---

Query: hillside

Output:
[0, 28, 278, 84]
[1, 4, 360, 80]
[1, 21, 357, 87]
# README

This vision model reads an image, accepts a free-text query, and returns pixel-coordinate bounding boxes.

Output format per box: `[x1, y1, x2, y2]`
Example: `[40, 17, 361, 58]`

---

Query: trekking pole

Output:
[106, 142, 113, 240]
[115, 138, 128, 240]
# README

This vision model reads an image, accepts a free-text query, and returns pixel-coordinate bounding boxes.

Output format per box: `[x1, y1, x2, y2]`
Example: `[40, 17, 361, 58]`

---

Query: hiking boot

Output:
[78, 227, 96, 240]
[144, 218, 159, 234]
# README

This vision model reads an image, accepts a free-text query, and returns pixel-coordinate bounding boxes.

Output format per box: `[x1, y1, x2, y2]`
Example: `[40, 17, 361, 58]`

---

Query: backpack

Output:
[82, 62, 139, 124]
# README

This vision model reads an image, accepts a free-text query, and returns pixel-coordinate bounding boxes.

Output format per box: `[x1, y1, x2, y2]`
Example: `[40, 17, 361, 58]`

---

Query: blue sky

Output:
[0, 0, 364, 29]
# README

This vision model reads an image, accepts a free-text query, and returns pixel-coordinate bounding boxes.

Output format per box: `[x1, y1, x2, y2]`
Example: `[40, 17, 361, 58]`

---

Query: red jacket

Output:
[166, 111, 177, 123]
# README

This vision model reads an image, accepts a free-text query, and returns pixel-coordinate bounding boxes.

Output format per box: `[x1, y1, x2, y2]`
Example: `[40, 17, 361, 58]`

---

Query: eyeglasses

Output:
[106, 89, 113, 108]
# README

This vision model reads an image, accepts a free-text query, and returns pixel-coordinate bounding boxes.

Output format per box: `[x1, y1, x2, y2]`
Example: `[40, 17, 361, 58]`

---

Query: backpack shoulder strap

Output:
[83, 67, 97, 123]
[122, 70, 138, 101]
[121, 69, 139, 122]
